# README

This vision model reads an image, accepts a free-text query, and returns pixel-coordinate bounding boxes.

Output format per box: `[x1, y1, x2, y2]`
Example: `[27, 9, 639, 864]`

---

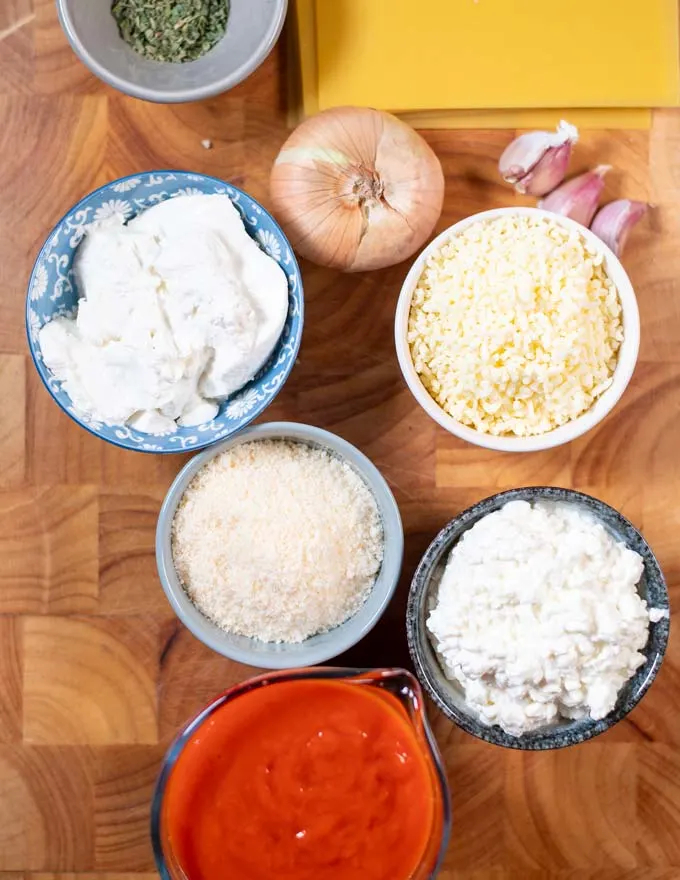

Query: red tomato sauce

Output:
[163, 678, 438, 880]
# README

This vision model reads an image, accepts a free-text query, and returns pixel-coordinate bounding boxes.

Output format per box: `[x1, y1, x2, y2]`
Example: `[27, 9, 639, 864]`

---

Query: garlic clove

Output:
[499, 120, 579, 196]
[590, 199, 648, 257]
[538, 165, 610, 227]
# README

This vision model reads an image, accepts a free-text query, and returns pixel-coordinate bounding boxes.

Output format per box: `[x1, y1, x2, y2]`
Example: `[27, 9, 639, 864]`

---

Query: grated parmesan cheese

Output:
[171, 439, 384, 643]
[407, 214, 624, 436]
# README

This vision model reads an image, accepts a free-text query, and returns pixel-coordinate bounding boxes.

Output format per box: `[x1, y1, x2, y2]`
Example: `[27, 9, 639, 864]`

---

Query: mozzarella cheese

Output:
[407, 214, 623, 436]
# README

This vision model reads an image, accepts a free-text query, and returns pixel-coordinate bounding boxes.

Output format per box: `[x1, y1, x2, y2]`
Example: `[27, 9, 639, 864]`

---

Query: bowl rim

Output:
[406, 486, 670, 750]
[56, 0, 288, 103]
[155, 421, 405, 668]
[394, 206, 641, 453]
[25, 170, 303, 455]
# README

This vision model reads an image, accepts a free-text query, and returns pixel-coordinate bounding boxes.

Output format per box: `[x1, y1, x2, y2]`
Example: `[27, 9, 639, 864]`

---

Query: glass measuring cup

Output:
[151, 666, 451, 880]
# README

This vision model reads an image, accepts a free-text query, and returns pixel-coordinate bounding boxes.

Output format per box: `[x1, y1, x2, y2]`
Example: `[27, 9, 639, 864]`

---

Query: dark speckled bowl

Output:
[406, 487, 670, 750]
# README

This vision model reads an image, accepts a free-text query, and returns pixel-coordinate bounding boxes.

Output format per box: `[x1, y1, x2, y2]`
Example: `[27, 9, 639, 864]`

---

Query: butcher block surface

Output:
[0, 2, 679, 878]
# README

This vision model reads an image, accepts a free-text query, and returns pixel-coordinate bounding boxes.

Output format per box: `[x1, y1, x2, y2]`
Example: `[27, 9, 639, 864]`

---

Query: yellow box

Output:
[314, 0, 679, 111]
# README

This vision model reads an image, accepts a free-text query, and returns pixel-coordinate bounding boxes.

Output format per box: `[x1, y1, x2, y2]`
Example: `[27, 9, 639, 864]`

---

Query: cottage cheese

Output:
[408, 214, 623, 436]
[38, 195, 288, 434]
[427, 500, 659, 736]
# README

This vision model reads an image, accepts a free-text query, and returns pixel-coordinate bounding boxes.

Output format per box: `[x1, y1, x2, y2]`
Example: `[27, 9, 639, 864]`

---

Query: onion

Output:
[269, 107, 445, 272]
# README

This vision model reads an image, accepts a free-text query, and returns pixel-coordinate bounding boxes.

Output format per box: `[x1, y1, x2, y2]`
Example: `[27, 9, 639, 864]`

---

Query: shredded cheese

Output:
[407, 214, 624, 436]
[171, 439, 384, 643]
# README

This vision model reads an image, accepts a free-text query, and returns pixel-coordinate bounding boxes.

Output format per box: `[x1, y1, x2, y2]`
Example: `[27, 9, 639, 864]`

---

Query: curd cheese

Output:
[38, 195, 288, 433]
[408, 214, 623, 437]
[427, 500, 658, 736]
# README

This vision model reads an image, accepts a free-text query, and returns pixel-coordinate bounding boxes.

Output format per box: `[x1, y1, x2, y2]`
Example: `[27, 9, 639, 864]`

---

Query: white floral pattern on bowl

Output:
[26, 171, 304, 454]
[111, 178, 142, 193]
[256, 228, 282, 262]
[94, 199, 133, 222]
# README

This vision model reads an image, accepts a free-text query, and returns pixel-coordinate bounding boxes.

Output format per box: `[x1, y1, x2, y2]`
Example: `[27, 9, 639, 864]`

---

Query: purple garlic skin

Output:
[499, 121, 579, 196]
[538, 166, 610, 227]
[590, 200, 648, 257]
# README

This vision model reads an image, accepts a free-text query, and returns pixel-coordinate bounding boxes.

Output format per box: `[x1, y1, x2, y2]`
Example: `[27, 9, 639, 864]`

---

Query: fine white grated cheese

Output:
[408, 214, 624, 437]
[171, 439, 384, 643]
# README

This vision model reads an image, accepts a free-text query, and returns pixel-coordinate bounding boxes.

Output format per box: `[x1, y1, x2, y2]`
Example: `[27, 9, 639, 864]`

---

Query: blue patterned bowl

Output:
[26, 171, 303, 454]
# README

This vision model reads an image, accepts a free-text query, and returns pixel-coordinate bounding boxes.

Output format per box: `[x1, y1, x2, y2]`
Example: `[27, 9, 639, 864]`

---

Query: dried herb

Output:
[112, 0, 230, 64]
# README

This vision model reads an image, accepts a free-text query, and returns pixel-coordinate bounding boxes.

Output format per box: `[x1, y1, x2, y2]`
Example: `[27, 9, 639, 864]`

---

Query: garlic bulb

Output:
[538, 166, 610, 227]
[269, 107, 445, 272]
[590, 200, 648, 257]
[499, 121, 579, 196]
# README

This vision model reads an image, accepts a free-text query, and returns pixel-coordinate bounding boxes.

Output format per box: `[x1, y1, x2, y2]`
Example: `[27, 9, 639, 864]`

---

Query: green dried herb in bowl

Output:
[111, 0, 230, 64]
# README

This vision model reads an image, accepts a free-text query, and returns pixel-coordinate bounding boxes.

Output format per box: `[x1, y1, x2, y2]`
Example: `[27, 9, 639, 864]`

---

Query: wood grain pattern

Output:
[0, 487, 98, 614]
[23, 617, 159, 745]
[0, 2, 678, 877]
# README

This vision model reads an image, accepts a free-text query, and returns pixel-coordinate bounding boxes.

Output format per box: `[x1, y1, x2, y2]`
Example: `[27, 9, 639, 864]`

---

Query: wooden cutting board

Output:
[315, 0, 680, 111]
[1, 2, 680, 878]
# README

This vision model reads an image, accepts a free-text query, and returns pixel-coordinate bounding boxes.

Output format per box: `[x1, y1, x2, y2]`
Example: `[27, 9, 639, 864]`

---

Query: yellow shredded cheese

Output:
[407, 214, 624, 437]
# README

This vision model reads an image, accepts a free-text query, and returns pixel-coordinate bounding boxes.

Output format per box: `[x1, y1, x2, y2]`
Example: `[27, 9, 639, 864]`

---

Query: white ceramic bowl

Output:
[394, 207, 640, 453]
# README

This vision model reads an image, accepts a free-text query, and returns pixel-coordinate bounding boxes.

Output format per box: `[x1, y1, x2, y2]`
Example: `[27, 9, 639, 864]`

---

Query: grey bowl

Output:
[407, 487, 670, 750]
[57, 0, 287, 103]
[156, 422, 404, 669]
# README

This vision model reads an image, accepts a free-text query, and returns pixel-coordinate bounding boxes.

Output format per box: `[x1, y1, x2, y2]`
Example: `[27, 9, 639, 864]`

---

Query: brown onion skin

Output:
[270, 107, 445, 272]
